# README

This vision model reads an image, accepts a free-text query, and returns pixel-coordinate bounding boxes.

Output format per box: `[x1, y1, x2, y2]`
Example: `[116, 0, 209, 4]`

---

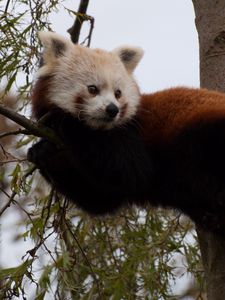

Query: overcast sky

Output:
[52, 0, 199, 92]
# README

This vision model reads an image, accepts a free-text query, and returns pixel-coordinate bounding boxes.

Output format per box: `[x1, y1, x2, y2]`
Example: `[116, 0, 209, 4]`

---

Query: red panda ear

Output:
[38, 31, 74, 64]
[113, 46, 144, 73]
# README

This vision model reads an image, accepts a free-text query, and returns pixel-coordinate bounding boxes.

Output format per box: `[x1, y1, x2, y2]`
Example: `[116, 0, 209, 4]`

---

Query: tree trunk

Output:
[192, 1, 225, 299]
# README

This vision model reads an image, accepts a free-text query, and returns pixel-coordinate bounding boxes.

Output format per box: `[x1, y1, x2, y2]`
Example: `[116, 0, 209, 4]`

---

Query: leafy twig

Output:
[64, 218, 102, 297]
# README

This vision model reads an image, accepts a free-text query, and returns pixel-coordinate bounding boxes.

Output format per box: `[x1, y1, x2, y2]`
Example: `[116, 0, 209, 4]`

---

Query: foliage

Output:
[0, 1, 204, 299]
[0, 0, 58, 97]
[0, 173, 204, 299]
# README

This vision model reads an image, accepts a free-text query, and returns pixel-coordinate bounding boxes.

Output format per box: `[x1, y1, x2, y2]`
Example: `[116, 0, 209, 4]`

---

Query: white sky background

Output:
[1, 0, 199, 298]
[52, 0, 199, 91]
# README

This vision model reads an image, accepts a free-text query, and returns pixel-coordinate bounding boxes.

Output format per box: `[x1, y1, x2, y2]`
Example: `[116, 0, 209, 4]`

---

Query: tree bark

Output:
[192, 1, 225, 299]
[67, 0, 90, 44]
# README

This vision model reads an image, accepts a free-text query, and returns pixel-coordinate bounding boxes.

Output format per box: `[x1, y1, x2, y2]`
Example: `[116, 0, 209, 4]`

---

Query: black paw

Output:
[27, 139, 58, 166]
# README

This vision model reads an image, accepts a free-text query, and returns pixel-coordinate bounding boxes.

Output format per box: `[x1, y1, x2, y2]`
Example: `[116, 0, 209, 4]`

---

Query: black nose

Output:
[105, 103, 119, 119]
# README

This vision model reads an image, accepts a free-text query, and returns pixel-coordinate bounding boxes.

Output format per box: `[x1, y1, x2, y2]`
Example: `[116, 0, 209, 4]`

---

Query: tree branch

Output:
[0, 129, 29, 139]
[0, 191, 16, 217]
[0, 104, 63, 146]
[80, 15, 94, 47]
[67, 0, 92, 44]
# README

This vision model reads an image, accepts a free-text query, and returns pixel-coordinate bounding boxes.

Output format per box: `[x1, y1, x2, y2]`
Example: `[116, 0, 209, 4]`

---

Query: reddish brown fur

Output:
[119, 103, 128, 120]
[137, 87, 225, 144]
[76, 97, 84, 106]
[32, 76, 57, 120]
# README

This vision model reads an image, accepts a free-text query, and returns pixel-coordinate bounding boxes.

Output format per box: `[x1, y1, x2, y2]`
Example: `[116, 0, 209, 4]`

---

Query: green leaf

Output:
[10, 163, 21, 193]
[0, 259, 32, 280]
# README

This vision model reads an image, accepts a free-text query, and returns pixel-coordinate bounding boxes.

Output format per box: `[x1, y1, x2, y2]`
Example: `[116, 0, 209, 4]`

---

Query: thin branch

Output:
[0, 187, 11, 198]
[0, 105, 63, 146]
[0, 129, 30, 139]
[0, 191, 16, 217]
[0, 143, 24, 163]
[22, 165, 37, 180]
[67, 0, 90, 44]
[41, 188, 54, 232]
[80, 16, 95, 47]
[4, 0, 11, 14]
[0, 162, 35, 216]
[0, 143, 9, 159]
[0, 158, 27, 165]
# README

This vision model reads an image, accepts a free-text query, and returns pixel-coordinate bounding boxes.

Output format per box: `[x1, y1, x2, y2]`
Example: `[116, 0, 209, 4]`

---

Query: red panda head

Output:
[33, 31, 144, 130]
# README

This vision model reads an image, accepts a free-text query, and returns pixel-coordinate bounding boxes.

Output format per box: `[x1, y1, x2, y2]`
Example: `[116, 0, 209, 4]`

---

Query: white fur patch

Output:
[37, 32, 143, 129]
[113, 46, 144, 73]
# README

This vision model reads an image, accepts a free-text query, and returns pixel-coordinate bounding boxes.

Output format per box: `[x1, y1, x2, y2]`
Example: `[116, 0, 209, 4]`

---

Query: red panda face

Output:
[36, 32, 144, 129]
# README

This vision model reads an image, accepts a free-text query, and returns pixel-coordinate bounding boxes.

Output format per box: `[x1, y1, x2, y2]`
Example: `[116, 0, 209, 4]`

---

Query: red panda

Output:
[28, 32, 225, 235]
[28, 31, 153, 215]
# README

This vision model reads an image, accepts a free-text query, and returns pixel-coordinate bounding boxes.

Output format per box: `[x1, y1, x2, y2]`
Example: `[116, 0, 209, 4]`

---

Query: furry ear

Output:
[38, 31, 73, 64]
[113, 46, 144, 73]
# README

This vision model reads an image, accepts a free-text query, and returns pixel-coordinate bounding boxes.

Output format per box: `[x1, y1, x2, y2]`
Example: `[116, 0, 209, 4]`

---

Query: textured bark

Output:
[192, 1, 225, 299]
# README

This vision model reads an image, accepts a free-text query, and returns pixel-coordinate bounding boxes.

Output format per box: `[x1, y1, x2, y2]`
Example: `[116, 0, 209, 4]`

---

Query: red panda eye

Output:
[88, 85, 99, 96]
[115, 89, 122, 99]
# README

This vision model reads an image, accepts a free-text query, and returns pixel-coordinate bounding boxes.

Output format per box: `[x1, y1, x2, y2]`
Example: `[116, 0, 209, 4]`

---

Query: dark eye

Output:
[88, 85, 99, 96]
[115, 89, 122, 99]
